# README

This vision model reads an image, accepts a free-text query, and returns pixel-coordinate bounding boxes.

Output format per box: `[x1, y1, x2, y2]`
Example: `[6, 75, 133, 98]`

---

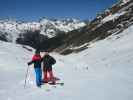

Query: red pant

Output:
[43, 70, 55, 83]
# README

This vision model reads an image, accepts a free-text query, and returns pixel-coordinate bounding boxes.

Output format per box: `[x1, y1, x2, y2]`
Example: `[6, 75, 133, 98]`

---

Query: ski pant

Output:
[34, 68, 42, 87]
[43, 68, 55, 83]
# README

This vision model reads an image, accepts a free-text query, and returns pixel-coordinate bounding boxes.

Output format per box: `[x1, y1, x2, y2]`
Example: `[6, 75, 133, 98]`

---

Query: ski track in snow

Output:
[0, 25, 133, 100]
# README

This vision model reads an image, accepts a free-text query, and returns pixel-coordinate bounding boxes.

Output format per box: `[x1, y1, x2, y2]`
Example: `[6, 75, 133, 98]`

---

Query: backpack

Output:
[49, 56, 56, 65]
[43, 55, 56, 66]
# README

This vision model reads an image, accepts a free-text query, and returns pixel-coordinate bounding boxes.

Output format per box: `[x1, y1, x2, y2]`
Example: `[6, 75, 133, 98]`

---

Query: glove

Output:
[27, 62, 31, 66]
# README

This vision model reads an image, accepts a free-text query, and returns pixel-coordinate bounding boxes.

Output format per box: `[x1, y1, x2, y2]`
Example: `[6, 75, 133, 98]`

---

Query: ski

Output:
[48, 82, 64, 86]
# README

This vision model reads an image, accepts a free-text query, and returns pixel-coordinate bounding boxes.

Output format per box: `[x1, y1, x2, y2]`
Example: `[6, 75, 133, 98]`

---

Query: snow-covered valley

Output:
[0, 22, 133, 100]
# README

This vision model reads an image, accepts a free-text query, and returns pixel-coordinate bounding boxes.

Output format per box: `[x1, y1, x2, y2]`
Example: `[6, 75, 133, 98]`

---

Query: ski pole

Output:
[24, 64, 30, 88]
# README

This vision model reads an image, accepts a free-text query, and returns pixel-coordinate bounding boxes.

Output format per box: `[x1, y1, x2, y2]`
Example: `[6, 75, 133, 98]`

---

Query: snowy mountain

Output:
[40, 18, 85, 38]
[11, 0, 133, 53]
[53, 0, 133, 54]
[1, 0, 132, 53]
[0, 20, 20, 42]
[0, 18, 85, 42]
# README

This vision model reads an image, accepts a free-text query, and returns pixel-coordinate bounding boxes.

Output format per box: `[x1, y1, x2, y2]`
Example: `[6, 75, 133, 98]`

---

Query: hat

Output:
[35, 49, 40, 54]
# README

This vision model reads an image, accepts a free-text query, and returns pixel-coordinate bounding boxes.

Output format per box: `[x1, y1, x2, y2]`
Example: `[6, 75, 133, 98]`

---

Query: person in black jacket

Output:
[28, 50, 42, 87]
[42, 52, 56, 84]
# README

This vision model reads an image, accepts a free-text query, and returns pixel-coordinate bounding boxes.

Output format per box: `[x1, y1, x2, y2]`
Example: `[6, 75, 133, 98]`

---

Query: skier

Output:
[28, 50, 42, 87]
[42, 52, 56, 84]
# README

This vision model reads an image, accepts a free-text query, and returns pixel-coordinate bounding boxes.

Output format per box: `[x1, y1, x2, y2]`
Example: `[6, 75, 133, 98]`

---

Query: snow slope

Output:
[102, 11, 126, 23]
[53, 25, 133, 100]
[0, 25, 133, 100]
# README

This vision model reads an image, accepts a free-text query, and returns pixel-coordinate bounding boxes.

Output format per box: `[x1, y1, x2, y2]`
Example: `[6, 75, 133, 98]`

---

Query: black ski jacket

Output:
[42, 55, 56, 68]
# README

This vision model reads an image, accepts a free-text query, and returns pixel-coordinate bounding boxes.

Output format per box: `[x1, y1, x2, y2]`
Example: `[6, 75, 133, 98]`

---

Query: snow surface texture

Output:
[0, 25, 133, 100]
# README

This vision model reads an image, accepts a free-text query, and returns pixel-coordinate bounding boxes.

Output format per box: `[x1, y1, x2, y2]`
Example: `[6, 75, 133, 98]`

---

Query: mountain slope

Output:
[53, 0, 133, 54]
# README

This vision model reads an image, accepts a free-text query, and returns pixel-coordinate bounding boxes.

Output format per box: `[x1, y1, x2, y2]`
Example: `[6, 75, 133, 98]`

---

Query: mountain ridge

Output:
[0, 18, 86, 42]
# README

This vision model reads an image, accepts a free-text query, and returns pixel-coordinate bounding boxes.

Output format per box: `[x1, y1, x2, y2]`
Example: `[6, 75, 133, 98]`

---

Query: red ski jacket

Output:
[32, 55, 41, 61]
[28, 54, 42, 68]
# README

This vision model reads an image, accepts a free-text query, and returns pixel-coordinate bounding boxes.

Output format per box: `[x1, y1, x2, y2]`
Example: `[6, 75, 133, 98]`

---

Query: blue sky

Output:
[0, 0, 118, 21]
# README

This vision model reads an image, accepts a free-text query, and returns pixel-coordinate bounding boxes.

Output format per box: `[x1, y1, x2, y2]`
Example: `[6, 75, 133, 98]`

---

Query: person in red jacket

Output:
[28, 50, 42, 87]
